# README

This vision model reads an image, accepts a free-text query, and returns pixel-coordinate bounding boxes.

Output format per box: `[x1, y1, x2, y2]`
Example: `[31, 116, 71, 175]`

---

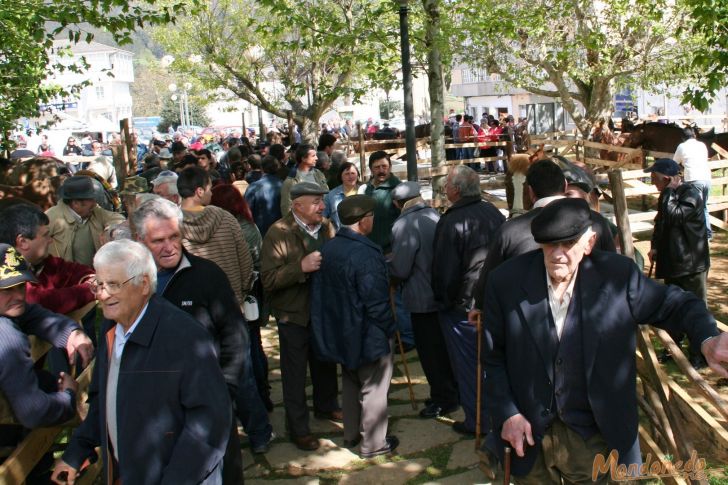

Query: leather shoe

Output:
[314, 409, 343, 423]
[342, 436, 361, 449]
[419, 402, 458, 419]
[360, 435, 399, 458]
[292, 434, 320, 451]
[452, 421, 476, 436]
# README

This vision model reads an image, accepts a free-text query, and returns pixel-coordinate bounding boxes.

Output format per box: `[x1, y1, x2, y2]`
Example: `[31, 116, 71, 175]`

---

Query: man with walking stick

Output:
[310, 195, 399, 457]
[481, 198, 728, 484]
[432, 166, 504, 436]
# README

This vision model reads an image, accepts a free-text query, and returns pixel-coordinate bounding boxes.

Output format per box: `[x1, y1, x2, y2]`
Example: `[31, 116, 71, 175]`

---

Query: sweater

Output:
[181, 205, 254, 305]
[27, 255, 95, 315]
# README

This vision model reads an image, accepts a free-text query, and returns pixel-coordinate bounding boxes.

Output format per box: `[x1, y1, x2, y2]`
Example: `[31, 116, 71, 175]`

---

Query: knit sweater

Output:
[181, 205, 254, 305]
[27, 255, 95, 315]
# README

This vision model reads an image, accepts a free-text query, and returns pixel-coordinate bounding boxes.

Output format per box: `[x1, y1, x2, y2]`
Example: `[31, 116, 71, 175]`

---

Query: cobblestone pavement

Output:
[240, 327, 496, 484]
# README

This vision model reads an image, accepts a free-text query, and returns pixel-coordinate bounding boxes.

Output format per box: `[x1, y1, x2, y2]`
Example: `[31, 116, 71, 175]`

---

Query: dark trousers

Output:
[439, 308, 489, 433]
[235, 344, 273, 448]
[665, 271, 708, 352]
[411, 312, 458, 408]
[222, 410, 243, 485]
[277, 321, 339, 437]
[248, 323, 271, 406]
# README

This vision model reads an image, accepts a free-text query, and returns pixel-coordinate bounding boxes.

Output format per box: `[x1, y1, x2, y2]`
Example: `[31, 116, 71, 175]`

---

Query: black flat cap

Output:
[59, 175, 97, 200]
[531, 198, 592, 244]
[290, 182, 329, 199]
[644, 158, 680, 176]
[554, 157, 598, 194]
[0, 244, 37, 289]
[338, 195, 376, 225]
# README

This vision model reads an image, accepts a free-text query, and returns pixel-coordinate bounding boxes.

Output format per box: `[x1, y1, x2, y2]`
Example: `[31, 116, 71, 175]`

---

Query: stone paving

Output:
[240, 327, 497, 484]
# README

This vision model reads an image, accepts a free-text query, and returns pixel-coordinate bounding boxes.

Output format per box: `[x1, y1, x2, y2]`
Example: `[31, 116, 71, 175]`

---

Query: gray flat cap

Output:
[290, 182, 329, 199]
[392, 181, 420, 201]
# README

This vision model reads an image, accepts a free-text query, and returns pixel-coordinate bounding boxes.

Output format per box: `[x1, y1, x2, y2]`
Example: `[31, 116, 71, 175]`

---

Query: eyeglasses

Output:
[91, 276, 135, 295]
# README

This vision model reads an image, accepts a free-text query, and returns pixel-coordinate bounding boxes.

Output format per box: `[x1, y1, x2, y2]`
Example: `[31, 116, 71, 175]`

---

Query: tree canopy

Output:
[154, 0, 401, 143]
[0, 0, 183, 147]
[682, 0, 728, 111]
[455, 0, 700, 136]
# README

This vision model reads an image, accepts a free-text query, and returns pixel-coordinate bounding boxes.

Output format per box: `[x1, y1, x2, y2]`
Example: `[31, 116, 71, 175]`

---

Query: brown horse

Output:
[623, 122, 686, 153]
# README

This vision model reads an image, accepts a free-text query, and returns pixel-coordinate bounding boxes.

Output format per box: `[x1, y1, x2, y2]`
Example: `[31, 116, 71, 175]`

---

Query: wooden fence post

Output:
[607, 169, 635, 258]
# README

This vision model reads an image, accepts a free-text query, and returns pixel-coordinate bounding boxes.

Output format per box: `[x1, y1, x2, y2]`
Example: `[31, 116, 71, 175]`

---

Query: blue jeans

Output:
[688, 180, 712, 239]
[438, 308, 489, 433]
[235, 346, 273, 447]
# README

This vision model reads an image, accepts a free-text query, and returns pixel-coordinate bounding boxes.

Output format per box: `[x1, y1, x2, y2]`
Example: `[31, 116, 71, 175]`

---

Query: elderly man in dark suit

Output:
[481, 198, 728, 484]
[52, 239, 230, 485]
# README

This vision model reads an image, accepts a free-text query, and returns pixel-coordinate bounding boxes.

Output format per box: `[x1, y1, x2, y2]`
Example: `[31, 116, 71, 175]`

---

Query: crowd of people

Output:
[444, 111, 530, 174]
[0, 123, 727, 485]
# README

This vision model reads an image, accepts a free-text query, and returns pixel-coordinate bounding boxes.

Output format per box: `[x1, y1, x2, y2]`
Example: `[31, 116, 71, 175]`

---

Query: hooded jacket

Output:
[181, 205, 253, 305]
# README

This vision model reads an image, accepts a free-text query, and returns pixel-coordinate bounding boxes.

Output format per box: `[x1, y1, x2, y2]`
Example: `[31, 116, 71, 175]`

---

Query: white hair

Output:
[131, 197, 183, 240]
[450, 165, 481, 197]
[94, 239, 157, 292]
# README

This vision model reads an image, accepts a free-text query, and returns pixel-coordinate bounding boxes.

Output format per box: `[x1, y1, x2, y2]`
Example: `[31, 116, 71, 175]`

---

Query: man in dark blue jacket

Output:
[482, 198, 727, 483]
[53, 240, 230, 485]
[310, 195, 399, 458]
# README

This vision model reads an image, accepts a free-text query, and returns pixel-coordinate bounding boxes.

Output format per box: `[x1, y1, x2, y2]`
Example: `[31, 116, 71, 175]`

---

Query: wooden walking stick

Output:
[475, 312, 483, 449]
[503, 446, 512, 485]
[390, 287, 417, 410]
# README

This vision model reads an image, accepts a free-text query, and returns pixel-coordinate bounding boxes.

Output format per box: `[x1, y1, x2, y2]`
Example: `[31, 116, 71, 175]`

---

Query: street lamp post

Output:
[398, 0, 418, 182]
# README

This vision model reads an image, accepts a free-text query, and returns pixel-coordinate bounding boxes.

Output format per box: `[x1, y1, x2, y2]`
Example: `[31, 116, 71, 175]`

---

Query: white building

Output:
[47, 40, 134, 131]
[450, 65, 728, 134]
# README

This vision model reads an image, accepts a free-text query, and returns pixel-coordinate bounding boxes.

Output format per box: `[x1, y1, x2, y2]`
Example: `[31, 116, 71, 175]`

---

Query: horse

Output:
[623, 122, 686, 153]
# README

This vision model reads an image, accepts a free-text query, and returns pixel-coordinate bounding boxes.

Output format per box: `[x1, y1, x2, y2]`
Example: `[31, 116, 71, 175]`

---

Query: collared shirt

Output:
[292, 211, 322, 239]
[112, 302, 149, 359]
[533, 194, 565, 209]
[546, 269, 578, 340]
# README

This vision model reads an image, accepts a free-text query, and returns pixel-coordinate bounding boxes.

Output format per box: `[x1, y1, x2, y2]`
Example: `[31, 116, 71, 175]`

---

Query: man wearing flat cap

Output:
[0, 243, 91, 481]
[389, 181, 458, 419]
[481, 197, 728, 484]
[646, 158, 710, 368]
[310, 195, 399, 457]
[46, 175, 125, 267]
[261, 181, 341, 451]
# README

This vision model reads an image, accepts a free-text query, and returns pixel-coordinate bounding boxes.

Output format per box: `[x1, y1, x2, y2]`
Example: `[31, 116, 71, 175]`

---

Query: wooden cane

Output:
[503, 446, 512, 485]
[475, 312, 483, 449]
[390, 287, 417, 410]
[389, 286, 417, 411]
[395, 330, 417, 410]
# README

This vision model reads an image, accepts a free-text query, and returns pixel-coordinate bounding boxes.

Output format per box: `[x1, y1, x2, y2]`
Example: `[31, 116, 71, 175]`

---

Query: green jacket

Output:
[361, 175, 401, 253]
[279, 167, 329, 215]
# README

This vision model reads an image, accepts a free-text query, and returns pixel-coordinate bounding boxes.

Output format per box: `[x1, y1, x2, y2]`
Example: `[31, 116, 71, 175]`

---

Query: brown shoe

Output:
[314, 409, 343, 423]
[292, 434, 320, 451]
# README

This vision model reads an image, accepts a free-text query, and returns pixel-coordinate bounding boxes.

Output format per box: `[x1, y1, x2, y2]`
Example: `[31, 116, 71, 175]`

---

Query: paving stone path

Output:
[240, 327, 497, 484]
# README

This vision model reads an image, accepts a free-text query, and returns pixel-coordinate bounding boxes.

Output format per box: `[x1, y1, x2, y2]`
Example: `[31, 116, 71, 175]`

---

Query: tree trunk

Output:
[299, 117, 318, 145]
[423, 0, 447, 207]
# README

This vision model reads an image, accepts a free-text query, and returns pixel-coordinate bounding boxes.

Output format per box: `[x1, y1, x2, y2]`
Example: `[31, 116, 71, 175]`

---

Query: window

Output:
[461, 68, 488, 84]
[95, 86, 105, 99]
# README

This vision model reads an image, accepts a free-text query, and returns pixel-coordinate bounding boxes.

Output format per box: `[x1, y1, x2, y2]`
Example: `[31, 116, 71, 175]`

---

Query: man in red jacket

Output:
[0, 202, 95, 315]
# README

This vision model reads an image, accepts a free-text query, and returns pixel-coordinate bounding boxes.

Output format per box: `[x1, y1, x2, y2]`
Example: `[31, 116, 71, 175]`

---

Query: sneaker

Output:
[360, 435, 399, 458]
[252, 431, 276, 454]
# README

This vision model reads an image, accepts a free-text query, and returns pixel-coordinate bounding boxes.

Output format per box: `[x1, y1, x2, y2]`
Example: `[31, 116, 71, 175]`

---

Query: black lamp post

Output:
[398, 0, 418, 181]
